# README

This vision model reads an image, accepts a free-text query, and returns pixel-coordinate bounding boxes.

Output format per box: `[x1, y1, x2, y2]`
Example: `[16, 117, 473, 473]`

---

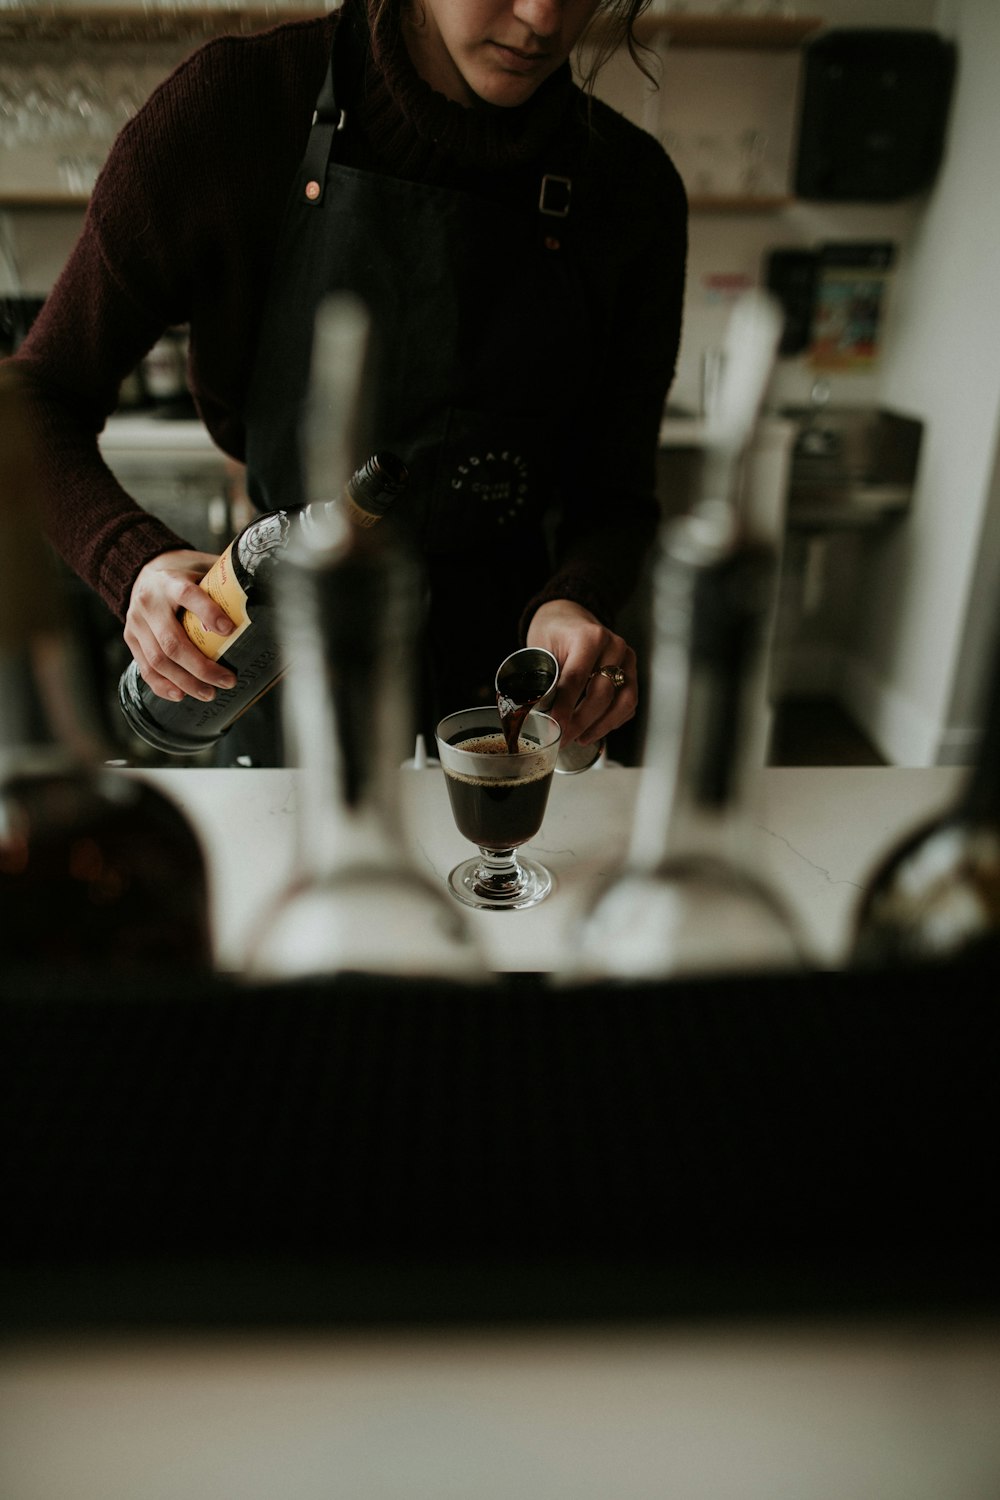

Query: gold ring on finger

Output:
[590, 664, 626, 691]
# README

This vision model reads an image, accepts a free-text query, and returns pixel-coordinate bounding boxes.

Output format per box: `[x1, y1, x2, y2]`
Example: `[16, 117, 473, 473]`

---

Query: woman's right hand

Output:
[124, 550, 237, 702]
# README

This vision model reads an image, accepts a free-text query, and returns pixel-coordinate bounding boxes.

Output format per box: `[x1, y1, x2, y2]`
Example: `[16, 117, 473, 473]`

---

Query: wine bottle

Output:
[561, 293, 806, 981]
[851, 627, 1000, 967]
[246, 298, 486, 983]
[0, 370, 214, 974]
[118, 450, 408, 759]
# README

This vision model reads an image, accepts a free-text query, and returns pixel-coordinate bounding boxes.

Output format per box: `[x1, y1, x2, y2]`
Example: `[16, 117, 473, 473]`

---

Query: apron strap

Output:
[537, 95, 587, 253]
[302, 39, 345, 206]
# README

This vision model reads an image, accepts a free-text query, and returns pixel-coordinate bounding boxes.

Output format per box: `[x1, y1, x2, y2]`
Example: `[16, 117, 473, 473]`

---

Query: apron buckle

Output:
[538, 174, 571, 252]
[311, 107, 346, 131]
[538, 174, 572, 218]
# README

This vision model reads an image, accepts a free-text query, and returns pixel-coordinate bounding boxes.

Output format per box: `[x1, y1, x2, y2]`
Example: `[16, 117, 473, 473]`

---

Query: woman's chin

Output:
[468, 65, 550, 110]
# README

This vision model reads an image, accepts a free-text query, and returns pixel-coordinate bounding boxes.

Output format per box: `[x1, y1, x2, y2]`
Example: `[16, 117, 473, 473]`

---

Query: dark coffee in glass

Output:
[435, 707, 561, 910]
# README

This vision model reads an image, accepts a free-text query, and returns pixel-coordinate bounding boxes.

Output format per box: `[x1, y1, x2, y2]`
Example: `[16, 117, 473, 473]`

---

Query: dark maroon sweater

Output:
[9, 8, 686, 628]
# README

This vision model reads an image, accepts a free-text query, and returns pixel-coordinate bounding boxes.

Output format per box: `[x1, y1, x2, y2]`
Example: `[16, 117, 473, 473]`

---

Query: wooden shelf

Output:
[0, 191, 91, 208]
[2, 189, 799, 213]
[0, 5, 320, 43]
[587, 13, 823, 53]
[688, 193, 794, 213]
[3, 6, 823, 48]
[635, 14, 822, 50]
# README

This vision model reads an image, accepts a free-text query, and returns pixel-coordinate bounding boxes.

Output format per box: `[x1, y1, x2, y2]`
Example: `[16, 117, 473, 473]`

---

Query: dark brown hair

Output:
[579, 0, 658, 91]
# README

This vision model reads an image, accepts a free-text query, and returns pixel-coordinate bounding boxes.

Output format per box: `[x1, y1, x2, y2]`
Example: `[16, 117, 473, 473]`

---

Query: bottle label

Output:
[181, 542, 251, 661]
[341, 491, 382, 528]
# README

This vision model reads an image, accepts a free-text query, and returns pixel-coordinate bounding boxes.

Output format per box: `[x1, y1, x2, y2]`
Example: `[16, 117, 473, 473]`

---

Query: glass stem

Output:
[474, 847, 523, 895]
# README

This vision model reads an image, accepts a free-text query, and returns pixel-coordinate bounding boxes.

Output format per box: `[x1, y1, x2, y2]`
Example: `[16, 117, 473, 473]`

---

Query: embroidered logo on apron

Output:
[448, 448, 530, 525]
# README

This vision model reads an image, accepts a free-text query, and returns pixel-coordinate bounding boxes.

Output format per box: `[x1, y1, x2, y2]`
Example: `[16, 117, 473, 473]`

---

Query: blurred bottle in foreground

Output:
[851, 623, 1000, 968]
[0, 370, 213, 974]
[246, 295, 486, 984]
[561, 293, 807, 982]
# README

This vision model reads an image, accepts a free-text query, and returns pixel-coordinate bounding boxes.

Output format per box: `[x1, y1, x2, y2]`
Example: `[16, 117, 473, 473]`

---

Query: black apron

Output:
[225, 26, 591, 765]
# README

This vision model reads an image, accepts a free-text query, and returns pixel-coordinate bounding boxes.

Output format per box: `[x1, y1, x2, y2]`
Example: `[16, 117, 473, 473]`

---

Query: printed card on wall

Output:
[809, 242, 896, 371]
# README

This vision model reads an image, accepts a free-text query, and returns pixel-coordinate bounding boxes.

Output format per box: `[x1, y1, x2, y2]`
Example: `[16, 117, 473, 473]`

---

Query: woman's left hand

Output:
[526, 599, 637, 746]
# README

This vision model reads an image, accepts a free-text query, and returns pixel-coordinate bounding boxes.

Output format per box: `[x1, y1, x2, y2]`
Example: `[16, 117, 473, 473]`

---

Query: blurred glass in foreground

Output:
[0, 369, 213, 973]
[852, 619, 1000, 968]
[245, 295, 486, 983]
[562, 293, 808, 981]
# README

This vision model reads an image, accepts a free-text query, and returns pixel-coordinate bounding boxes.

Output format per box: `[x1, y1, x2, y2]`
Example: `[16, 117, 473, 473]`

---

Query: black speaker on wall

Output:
[795, 29, 957, 202]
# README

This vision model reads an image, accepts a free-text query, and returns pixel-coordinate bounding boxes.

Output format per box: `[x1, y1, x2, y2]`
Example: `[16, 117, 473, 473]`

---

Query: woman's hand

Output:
[526, 599, 637, 746]
[123, 550, 237, 702]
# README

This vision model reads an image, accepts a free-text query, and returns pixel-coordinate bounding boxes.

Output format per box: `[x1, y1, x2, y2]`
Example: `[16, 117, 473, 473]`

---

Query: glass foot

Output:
[447, 855, 555, 911]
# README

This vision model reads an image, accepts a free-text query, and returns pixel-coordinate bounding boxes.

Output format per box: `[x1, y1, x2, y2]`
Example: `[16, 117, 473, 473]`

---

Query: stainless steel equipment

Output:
[99, 415, 236, 554]
[782, 402, 923, 530]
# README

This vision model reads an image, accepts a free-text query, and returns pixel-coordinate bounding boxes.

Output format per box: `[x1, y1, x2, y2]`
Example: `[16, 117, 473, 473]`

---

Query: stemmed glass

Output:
[436, 706, 561, 910]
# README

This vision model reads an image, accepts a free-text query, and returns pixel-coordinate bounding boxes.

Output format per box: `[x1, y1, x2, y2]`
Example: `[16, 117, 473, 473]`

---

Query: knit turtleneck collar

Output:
[341, 0, 578, 178]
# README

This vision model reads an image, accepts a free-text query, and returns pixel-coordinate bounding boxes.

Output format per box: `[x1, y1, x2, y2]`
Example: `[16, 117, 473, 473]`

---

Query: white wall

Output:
[946, 433, 1000, 735]
[842, 0, 1000, 764]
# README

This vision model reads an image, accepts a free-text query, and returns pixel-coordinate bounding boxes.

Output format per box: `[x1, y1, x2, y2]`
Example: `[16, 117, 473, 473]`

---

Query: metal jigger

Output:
[495, 648, 604, 774]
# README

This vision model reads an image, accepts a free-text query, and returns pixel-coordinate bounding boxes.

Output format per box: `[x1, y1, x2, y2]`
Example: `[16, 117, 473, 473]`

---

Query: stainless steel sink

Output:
[781, 404, 923, 530]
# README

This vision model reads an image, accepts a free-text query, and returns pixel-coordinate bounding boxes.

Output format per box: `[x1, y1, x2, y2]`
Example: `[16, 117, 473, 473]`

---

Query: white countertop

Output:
[129, 764, 961, 976]
[658, 413, 796, 448]
[101, 413, 793, 455]
[100, 415, 222, 455]
[4, 1318, 997, 1500]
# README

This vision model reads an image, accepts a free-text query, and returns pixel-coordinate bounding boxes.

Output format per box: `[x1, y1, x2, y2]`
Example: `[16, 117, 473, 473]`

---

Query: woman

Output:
[9, 0, 686, 763]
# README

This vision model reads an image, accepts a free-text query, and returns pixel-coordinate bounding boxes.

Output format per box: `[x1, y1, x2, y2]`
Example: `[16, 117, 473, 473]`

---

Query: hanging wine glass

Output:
[112, 78, 145, 131]
[14, 65, 58, 146]
[0, 67, 20, 150]
[739, 127, 769, 194]
[65, 63, 113, 145]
